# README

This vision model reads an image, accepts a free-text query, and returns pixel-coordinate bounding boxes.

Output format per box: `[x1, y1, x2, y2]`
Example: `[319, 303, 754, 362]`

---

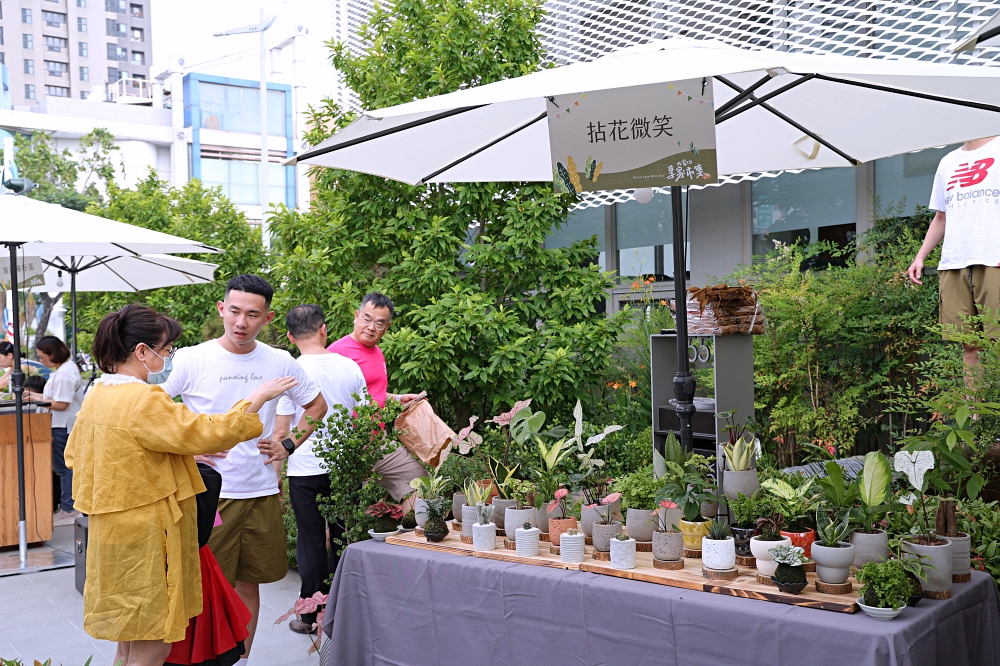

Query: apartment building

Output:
[0, 0, 151, 107]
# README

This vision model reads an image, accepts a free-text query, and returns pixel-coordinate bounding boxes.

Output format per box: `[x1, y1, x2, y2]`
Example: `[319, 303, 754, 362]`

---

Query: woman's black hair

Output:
[0, 341, 20, 357]
[35, 336, 72, 365]
[92, 304, 182, 373]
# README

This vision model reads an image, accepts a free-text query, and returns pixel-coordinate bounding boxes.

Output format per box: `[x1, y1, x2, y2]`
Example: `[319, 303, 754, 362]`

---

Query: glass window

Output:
[107, 66, 119, 81]
[546, 205, 606, 270]
[24, 59, 34, 75]
[104, 0, 124, 12]
[80, 90, 89, 99]
[199, 158, 287, 206]
[617, 191, 688, 279]
[1, 27, 4, 46]
[874, 145, 960, 217]
[22, 8, 32, 24]
[45, 85, 69, 97]
[106, 43, 126, 60]
[199, 82, 286, 136]
[0, 52, 5, 65]
[78, 41, 88, 57]
[130, 3, 142, 18]
[78, 0, 87, 7]
[45, 60, 68, 76]
[42, 11, 65, 26]
[751, 168, 856, 258]
[131, 27, 143, 41]
[78, 17, 87, 32]
[45, 36, 67, 52]
[105, 19, 125, 37]
[131, 50, 143, 65]
[25, 84, 35, 100]
[23, 34, 33, 49]
[79, 65, 89, 81]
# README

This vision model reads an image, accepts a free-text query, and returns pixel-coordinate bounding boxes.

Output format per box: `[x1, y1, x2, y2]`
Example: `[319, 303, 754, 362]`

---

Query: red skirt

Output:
[165, 546, 251, 666]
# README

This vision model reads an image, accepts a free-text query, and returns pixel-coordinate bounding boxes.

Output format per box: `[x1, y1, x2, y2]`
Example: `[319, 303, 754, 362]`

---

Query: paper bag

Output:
[393, 394, 457, 469]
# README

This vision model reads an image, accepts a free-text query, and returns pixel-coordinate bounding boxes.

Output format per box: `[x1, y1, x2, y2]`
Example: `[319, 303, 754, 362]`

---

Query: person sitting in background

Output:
[23, 374, 47, 395]
[0, 341, 17, 392]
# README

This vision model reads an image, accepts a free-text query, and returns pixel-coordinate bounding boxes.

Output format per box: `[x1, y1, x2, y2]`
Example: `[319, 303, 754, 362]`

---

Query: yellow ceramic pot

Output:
[679, 518, 711, 551]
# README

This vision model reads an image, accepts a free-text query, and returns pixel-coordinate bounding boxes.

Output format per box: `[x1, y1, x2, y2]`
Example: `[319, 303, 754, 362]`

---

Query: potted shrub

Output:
[366, 501, 403, 541]
[586, 491, 623, 552]
[515, 521, 541, 557]
[532, 436, 576, 536]
[728, 492, 765, 557]
[505, 479, 538, 542]
[487, 458, 519, 533]
[423, 497, 451, 542]
[560, 528, 587, 564]
[651, 500, 684, 563]
[895, 451, 953, 597]
[410, 469, 450, 529]
[855, 559, 911, 620]
[750, 513, 791, 576]
[721, 434, 760, 501]
[452, 491, 467, 525]
[581, 478, 622, 537]
[769, 544, 808, 593]
[933, 499, 970, 582]
[851, 451, 896, 567]
[462, 480, 493, 540]
[611, 532, 637, 570]
[761, 475, 819, 557]
[657, 471, 716, 554]
[702, 517, 736, 571]
[401, 508, 417, 530]
[810, 507, 855, 585]
[612, 465, 661, 543]
[545, 488, 578, 546]
[472, 503, 497, 551]
[887, 536, 931, 606]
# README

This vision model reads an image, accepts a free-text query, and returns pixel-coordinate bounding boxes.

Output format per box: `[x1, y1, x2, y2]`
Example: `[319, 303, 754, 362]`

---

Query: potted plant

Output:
[612, 466, 661, 543]
[855, 559, 911, 620]
[702, 517, 736, 571]
[932, 499, 970, 583]
[452, 490, 467, 525]
[462, 480, 493, 540]
[366, 501, 403, 541]
[657, 471, 716, 554]
[810, 507, 855, 585]
[651, 499, 684, 563]
[895, 450, 953, 597]
[581, 478, 622, 537]
[769, 544, 808, 594]
[505, 478, 538, 541]
[586, 491, 623, 552]
[487, 458, 519, 533]
[761, 475, 819, 557]
[887, 535, 931, 606]
[750, 513, 791, 576]
[850, 451, 896, 567]
[728, 492, 765, 557]
[545, 488, 578, 546]
[560, 527, 586, 564]
[815, 460, 858, 522]
[401, 509, 417, 530]
[721, 434, 760, 501]
[611, 532, 637, 570]
[515, 521, 541, 557]
[532, 435, 575, 536]
[409, 468, 450, 529]
[472, 503, 497, 551]
[423, 496, 451, 542]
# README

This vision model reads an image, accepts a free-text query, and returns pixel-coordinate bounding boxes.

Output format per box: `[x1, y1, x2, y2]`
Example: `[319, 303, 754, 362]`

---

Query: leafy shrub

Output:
[612, 465, 659, 510]
[958, 498, 1000, 589]
[856, 560, 912, 610]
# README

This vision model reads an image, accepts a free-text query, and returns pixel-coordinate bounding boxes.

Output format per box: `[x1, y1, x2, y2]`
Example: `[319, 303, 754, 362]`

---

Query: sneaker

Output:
[289, 619, 317, 635]
[53, 509, 81, 527]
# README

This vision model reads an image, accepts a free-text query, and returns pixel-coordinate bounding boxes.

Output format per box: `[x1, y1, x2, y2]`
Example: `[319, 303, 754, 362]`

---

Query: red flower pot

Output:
[780, 528, 816, 558]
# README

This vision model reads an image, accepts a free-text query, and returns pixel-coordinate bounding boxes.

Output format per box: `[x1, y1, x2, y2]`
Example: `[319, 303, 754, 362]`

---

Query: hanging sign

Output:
[547, 79, 718, 193]
[0, 256, 46, 289]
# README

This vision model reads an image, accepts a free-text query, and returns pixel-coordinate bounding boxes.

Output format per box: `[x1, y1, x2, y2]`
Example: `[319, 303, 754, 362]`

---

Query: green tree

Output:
[269, 0, 623, 424]
[75, 173, 267, 350]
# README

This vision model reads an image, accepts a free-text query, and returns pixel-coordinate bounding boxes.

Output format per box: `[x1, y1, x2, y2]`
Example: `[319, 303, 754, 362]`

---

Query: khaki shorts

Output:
[939, 265, 1000, 340]
[208, 495, 288, 585]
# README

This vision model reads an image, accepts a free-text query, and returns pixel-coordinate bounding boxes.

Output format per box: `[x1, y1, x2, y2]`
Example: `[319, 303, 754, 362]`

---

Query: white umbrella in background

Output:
[952, 10, 1000, 52]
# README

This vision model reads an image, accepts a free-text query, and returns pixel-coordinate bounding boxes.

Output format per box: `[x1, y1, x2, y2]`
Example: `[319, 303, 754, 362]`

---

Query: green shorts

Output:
[938, 265, 1000, 340]
[208, 494, 288, 585]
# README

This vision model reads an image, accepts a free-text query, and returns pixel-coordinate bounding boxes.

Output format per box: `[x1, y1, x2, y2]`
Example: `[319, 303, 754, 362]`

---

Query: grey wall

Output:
[688, 181, 747, 288]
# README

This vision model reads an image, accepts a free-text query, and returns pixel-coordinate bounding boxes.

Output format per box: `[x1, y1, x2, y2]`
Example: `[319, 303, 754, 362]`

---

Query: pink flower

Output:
[603, 492, 621, 505]
[659, 499, 678, 510]
[554, 488, 568, 499]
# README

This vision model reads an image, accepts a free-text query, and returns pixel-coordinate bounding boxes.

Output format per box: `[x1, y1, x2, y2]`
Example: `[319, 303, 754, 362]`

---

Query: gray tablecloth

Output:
[322, 540, 1000, 666]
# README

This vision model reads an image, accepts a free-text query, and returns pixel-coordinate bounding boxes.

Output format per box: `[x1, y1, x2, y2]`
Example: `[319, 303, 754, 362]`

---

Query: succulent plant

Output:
[476, 503, 495, 526]
[706, 516, 731, 541]
[815, 507, 852, 547]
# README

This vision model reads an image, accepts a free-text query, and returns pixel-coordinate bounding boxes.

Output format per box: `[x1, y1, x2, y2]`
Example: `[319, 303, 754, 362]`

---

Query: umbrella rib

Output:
[714, 73, 773, 118]
[715, 76, 860, 166]
[715, 74, 817, 124]
[975, 26, 1000, 45]
[809, 73, 1000, 114]
[134, 256, 215, 283]
[417, 110, 548, 185]
[101, 261, 141, 292]
[294, 105, 488, 162]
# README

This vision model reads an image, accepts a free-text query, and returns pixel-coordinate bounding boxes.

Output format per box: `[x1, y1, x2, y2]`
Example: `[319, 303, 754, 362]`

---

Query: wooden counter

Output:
[0, 411, 52, 547]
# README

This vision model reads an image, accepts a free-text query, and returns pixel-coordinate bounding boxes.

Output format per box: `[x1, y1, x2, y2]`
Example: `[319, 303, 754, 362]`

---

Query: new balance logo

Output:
[947, 158, 995, 190]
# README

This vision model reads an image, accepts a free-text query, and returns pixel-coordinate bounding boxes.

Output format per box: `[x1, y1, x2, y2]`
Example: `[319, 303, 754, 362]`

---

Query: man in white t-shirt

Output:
[160, 275, 326, 664]
[908, 136, 1000, 367]
[274, 304, 367, 635]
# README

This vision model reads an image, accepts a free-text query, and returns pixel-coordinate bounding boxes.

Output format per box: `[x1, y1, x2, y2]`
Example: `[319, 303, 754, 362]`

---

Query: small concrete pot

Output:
[652, 530, 684, 562]
[505, 507, 536, 541]
[700, 499, 720, 519]
[702, 536, 736, 570]
[414, 498, 429, 528]
[581, 498, 622, 536]
[548, 517, 578, 546]
[903, 537, 953, 594]
[491, 498, 517, 531]
[610, 537, 637, 570]
[514, 526, 541, 557]
[625, 507, 657, 543]
[811, 542, 855, 584]
[472, 522, 496, 551]
[679, 519, 711, 552]
[935, 530, 971, 578]
[721, 469, 760, 502]
[535, 505, 551, 534]
[591, 521, 622, 552]
[851, 529, 889, 568]
[452, 493, 467, 522]
[461, 505, 478, 538]
[560, 533, 586, 563]
[730, 525, 757, 557]
[750, 536, 792, 576]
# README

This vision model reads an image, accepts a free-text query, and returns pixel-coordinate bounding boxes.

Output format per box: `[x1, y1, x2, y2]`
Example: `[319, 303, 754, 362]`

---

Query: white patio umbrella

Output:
[1, 194, 222, 570]
[952, 10, 1000, 52]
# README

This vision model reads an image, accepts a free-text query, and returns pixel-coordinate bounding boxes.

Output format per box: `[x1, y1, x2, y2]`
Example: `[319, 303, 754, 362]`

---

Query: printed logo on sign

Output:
[947, 158, 995, 191]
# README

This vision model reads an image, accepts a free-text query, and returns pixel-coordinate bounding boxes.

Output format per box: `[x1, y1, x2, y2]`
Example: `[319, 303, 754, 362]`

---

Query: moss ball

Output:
[401, 509, 417, 529]
[774, 563, 807, 585]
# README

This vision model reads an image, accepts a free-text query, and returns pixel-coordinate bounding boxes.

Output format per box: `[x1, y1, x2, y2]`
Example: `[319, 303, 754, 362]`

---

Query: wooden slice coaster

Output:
[683, 549, 702, 559]
[815, 580, 852, 595]
[415, 527, 424, 537]
[592, 550, 611, 561]
[550, 544, 560, 555]
[653, 558, 684, 570]
[540, 533, 550, 542]
[756, 573, 774, 586]
[452, 521, 462, 530]
[460, 535, 473, 545]
[924, 589, 952, 600]
[702, 566, 740, 580]
[954, 573, 972, 583]
[503, 537, 516, 550]
[802, 559, 816, 573]
[735, 555, 756, 567]
[635, 541, 652, 552]
[496, 528, 506, 537]
[585, 536, 593, 546]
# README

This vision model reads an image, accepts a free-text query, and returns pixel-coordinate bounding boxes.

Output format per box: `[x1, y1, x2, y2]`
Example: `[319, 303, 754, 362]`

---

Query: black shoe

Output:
[289, 619, 317, 634]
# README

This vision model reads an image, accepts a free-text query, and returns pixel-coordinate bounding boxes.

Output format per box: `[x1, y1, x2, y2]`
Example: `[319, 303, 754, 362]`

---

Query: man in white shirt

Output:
[160, 275, 327, 663]
[908, 135, 1000, 367]
[274, 304, 367, 634]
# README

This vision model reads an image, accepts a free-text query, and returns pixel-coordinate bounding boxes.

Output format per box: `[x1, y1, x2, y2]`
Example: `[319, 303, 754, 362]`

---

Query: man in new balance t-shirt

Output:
[908, 135, 1000, 367]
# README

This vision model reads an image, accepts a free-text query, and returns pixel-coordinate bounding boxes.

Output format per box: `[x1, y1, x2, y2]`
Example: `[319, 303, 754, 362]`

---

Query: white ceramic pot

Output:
[414, 498, 429, 528]
[505, 507, 536, 539]
[750, 536, 792, 576]
[515, 526, 541, 557]
[721, 469, 760, 502]
[491, 498, 517, 531]
[702, 537, 737, 570]
[610, 537, 637, 570]
[625, 507, 657, 543]
[903, 537, 953, 594]
[856, 599, 904, 621]
[560, 533, 586, 563]
[472, 522, 497, 551]
[461, 505, 478, 538]
[811, 542, 856, 585]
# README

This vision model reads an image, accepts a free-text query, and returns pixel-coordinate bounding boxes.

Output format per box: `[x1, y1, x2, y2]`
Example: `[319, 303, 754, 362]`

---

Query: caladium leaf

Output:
[894, 450, 934, 491]
[489, 399, 532, 426]
[898, 492, 918, 506]
[585, 425, 624, 447]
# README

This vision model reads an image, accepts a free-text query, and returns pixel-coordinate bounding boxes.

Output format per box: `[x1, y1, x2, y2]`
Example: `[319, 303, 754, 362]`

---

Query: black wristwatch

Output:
[281, 437, 296, 454]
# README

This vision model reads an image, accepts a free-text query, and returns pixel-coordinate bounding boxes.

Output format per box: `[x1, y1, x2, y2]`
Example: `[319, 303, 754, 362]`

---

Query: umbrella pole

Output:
[670, 186, 696, 452]
[4, 242, 29, 566]
[70, 271, 77, 363]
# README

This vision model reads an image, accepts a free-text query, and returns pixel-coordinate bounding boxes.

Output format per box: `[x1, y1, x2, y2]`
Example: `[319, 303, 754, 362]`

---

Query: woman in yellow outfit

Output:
[66, 304, 297, 666]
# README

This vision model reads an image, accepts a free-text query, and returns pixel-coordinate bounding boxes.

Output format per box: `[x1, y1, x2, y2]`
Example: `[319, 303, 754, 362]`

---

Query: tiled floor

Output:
[0, 526, 323, 666]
